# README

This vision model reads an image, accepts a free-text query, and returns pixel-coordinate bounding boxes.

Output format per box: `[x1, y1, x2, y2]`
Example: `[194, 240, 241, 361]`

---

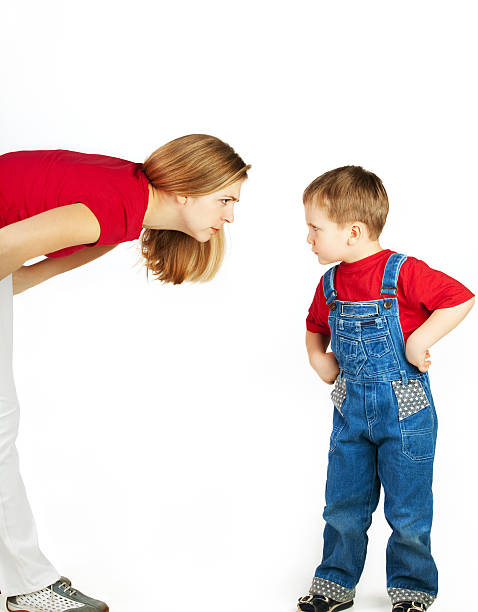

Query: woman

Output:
[0, 134, 250, 611]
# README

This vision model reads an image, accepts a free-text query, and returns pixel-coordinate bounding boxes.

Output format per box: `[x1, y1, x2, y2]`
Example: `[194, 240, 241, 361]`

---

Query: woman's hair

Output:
[139, 134, 251, 285]
[303, 165, 389, 240]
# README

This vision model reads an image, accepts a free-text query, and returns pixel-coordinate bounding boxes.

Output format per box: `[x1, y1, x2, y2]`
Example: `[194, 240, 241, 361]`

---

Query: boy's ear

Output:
[348, 222, 373, 244]
[348, 223, 362, 244]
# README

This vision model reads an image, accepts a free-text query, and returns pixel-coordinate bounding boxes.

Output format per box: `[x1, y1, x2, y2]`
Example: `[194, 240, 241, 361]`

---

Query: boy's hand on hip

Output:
[310, 352, 340, 385]
[406, 337, 432, 372]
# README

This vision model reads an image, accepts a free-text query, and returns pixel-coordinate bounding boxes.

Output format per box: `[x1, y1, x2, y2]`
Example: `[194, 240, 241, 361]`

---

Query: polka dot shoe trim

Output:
[391, 379, 430, 421]
[331, 378, 346, 415]
[388, 587, 436, 609]
[310, 577, 355, 603]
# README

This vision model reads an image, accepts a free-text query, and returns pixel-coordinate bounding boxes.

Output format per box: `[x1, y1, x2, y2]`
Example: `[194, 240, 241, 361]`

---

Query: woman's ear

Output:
[174, 194, 188, 207]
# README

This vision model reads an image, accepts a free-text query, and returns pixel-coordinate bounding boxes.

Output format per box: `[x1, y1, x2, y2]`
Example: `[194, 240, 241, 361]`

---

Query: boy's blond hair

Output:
[303, 165, 389, 240]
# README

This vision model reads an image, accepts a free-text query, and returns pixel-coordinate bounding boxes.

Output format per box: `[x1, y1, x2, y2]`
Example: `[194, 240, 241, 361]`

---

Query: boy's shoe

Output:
[297, 593, 354, 612]
[392, 602, 426, 612]
[6, 576, 109, 611]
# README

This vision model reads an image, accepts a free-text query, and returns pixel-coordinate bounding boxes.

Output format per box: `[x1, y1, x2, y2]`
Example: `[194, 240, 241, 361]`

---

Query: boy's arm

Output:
[406, 296, 475, 371]
[13, 244, 119, 294]
[306, 330, 339, 385]
[306, 329, 330, 356]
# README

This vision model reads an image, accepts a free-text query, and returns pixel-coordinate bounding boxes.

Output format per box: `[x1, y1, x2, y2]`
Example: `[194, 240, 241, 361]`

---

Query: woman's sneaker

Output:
[298, 593, 354, 612]
[6, 576, 109, 611]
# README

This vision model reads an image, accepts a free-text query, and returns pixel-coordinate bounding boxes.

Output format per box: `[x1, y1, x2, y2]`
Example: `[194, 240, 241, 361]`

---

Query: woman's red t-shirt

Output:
[0, 149, 149, 258]
[306, 249, 475, 342]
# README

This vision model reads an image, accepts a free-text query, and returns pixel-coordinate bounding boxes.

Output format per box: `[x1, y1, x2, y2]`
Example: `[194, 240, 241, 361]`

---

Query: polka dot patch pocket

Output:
[391, 378, 430, 421]
[331, 377, 346, 415]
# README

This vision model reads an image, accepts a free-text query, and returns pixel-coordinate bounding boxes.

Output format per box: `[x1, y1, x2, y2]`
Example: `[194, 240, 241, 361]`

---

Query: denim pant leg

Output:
[311, 382, 381, 601]
[377, 381, 438, 609]
[0, 273, 61, 596]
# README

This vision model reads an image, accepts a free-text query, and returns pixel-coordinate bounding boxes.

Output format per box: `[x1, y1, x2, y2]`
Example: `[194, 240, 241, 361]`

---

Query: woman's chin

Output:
[195, 229, 214, 243]
[194, 234, 210, 243]
[180, 228, 209, 242]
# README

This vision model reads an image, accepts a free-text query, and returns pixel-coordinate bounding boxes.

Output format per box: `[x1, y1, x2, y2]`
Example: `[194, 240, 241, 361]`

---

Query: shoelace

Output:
[49, 580, 77, 603]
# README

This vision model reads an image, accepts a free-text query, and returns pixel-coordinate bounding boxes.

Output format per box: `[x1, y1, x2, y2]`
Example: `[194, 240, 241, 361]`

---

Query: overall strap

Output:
[380, 253, 407, 296]
[323, 265, 338, 305]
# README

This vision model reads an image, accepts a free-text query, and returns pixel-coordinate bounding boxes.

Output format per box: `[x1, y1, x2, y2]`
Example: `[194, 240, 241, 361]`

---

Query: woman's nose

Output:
[222, 204, 234, 223]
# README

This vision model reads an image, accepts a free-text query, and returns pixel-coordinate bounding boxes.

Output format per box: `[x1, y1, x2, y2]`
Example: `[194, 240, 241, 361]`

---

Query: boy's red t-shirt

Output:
[0, 149, 150, 258]
[306, 249, 475, 342]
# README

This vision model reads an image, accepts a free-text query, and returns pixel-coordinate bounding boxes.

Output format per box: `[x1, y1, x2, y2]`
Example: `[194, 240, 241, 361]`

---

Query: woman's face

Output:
[181, 179, 244, 242]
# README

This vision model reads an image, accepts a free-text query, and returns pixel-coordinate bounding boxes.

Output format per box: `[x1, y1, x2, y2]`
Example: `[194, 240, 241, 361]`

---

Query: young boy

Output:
[296, 166, 475, 612]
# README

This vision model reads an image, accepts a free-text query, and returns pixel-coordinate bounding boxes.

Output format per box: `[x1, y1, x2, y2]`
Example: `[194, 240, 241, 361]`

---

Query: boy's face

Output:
[305, 203, 350, 265]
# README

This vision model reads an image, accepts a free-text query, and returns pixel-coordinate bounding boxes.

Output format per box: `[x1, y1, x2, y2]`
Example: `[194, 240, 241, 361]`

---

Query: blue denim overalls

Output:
[309, 253, 438, 610]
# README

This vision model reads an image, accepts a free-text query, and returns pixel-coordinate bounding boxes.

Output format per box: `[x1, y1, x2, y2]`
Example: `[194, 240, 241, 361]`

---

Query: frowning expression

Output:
[182, 179, 244, 242]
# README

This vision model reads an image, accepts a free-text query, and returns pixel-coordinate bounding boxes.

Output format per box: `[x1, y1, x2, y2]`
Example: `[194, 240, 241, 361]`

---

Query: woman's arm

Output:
[13, 244, 118, 294]
[0, 203, 102, 282]
[406, 296, 475, 371]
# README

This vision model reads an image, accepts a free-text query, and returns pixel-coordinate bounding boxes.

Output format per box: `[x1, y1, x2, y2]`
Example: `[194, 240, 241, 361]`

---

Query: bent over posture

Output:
[0, 134, 250, 611]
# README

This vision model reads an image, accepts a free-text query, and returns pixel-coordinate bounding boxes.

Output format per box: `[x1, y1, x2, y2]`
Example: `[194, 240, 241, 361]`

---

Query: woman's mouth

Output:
[211, 227, 218, 234]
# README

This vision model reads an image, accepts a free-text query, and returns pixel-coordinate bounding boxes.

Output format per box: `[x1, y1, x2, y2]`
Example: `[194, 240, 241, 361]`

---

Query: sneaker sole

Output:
[298, 600, 354, 612]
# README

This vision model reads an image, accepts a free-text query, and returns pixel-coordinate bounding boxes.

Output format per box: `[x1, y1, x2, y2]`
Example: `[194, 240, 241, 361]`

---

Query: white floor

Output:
[0, 594, 460, 612]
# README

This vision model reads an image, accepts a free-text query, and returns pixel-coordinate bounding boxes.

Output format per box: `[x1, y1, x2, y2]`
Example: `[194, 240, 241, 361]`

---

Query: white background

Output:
[1, 1, 476, 611]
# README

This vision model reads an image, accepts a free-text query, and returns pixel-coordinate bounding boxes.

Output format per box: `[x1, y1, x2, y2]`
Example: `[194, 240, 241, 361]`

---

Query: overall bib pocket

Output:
[335, 315, 400, 377]
[337, 335, 367, 376]
[392, 378, 436, 461]
[362, 334, 400, 375]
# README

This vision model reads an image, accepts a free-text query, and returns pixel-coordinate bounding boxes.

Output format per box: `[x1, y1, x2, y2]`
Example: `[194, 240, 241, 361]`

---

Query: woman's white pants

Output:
[0, 273, 61, 596]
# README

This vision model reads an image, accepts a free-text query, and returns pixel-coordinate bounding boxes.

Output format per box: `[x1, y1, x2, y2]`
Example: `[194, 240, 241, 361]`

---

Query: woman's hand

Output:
[309, 351, 340, 385]
[11, 245, 119, 295]
[406, 336, 432, 372]
[12, 265, 33, 295]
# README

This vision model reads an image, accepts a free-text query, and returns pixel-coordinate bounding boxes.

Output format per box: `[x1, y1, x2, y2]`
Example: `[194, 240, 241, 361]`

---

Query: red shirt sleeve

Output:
[400, 256, 475, 312]
[44, 179, 139, 258]
[44, 189, 127, 258]
[42, 153, 148, 258]
[306, 276, 331, 336]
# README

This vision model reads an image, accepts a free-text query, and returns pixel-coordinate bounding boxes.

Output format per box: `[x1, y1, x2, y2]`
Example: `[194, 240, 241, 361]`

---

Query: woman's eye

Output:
[221, 199, 230, 205]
